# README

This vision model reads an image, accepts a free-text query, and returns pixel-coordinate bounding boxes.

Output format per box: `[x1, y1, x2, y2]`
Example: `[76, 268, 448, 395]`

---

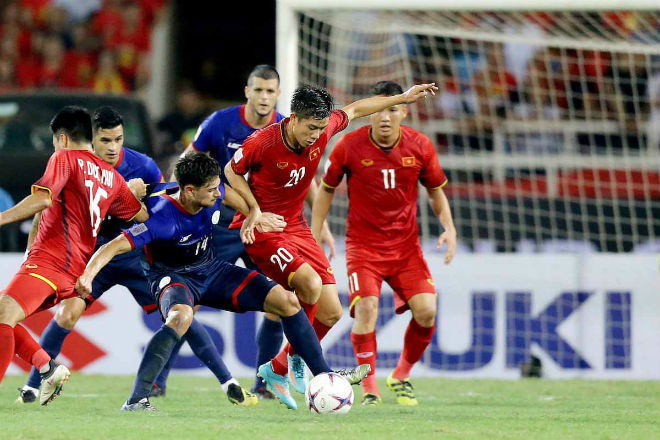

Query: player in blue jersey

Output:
[75, 152, 370, 411]
[16, 108, 257, 407]
[170, 65, 291, 398]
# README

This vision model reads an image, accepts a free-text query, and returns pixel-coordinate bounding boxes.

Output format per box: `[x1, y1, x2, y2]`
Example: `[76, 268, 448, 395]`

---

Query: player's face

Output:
[245, 77, 280, 117]
[93, 125, 124, 166]
[290, 114, 330, 148]
[369, 102, 407, 140]
[190, 176, 222, 208]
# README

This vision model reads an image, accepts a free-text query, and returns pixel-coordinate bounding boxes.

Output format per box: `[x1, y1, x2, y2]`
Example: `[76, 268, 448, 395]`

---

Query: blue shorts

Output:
[212, 221, 256, 268]
[150, 259, 277, 319]
[86, 251, 156, 313]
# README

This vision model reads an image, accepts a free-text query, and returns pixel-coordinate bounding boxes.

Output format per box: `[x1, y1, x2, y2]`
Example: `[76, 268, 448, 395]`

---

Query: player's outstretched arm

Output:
[309, 181, 336, 260]
[341, 83, 438, 121]
[224, 162, 264, 243]
[75, 234, 133, 298]
[0, 190, 51, 227]
[427, 187, 457, 265]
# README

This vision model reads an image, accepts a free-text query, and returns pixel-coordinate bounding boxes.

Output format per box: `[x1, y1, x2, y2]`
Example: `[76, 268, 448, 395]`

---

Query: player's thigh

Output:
[245, 232, 307, 288]
[290, 229, 335, 285]
[0, 294, 26, 325]
[201, 262, 278, 313]
[407, 293, 437, 326]
[315, 283, 342, 325]
[1, 270, 59, 321]
[263, 285, 300, 317]
[289, 263, 323, 304]
[124, 272, 159, 314]
[387, 252, 436, 316]
[346, 260, 384, 319]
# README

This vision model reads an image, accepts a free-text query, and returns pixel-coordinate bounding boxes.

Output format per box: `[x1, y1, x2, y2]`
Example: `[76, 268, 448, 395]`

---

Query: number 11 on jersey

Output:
[381, 169, 395, 189]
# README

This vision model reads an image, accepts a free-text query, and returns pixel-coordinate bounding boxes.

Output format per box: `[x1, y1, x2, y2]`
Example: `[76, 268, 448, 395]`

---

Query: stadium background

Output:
[0, 0, 658, 382]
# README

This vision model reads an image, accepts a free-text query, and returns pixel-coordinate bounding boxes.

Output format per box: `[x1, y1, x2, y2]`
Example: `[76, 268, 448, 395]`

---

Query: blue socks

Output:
[26, 320, 70, 389]
[280, 309, 330, 375]
[128, 325, 180, 404]
[253, 316, 283, 390]
[185, 319, 232, 384]
[153, 337, 184, 389]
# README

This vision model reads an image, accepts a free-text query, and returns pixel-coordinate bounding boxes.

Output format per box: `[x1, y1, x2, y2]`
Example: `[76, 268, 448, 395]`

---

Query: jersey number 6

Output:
[270, 247, 294, 271]
[85, 179, 108, 237]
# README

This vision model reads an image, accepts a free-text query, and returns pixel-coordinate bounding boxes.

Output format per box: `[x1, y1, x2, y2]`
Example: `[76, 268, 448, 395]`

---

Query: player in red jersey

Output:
[0, 106, 146, 405]
[224, 82, 437, 404]
[312, 81, 457, 406]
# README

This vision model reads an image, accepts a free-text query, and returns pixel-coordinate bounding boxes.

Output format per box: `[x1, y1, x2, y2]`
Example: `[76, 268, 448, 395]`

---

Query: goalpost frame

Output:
[276, 0, 659, 114]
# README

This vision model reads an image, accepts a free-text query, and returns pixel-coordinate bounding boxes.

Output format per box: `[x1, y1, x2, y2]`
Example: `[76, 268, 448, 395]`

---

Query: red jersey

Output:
[28, 149, 142, 277]
[322, 125, 447, 249]
[229, 109, 349, 231]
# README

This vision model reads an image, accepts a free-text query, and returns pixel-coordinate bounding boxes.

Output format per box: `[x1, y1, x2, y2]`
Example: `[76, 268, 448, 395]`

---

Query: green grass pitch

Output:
[0, 375, 657, 439]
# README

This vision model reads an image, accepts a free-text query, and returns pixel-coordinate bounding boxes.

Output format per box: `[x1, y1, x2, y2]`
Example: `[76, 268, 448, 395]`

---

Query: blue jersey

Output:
[192, 104, 285, 183]
[97, 146, 163, 247]
[123, 184, 226, 272]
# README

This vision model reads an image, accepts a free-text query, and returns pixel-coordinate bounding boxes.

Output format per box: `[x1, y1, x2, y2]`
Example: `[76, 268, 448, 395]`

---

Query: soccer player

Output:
[311, 81, 457, 406]
[224, 82, 438, 404]
[172, 65, 298, 398]
[74, 152, 369, 411]
[16, 108, 255, 407]
[0, 106, 147, 405]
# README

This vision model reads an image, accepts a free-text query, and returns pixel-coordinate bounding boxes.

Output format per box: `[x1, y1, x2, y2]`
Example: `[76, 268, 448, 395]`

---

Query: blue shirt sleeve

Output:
[191, 112, 217, 153]
[123, 213, 176, 250]
[143, 157, 163, 183]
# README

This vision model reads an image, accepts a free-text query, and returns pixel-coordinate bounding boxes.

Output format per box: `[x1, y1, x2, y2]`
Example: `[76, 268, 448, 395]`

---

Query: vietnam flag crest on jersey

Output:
[402, 156, 416, 167]
[309, 147, 321, 161]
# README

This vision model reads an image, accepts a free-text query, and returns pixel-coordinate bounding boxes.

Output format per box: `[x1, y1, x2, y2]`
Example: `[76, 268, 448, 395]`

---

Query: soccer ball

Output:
[305, 372, 354, 414]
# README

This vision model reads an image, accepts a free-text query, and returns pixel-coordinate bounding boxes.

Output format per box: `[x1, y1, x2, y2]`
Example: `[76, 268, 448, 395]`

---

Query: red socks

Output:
[392, 319, 435, 381]
[0, 323, 14, 384]
[351, 331, 378, 394]
[14, 324, 50, 370]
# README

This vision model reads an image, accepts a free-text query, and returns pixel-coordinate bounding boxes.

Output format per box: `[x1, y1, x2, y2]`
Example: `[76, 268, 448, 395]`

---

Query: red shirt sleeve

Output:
[419, 136, 448, 189]
[108, 176, 142, 220]
[322, 136, 348, 189]
[32, 150, 72, 201]
[230, 134, 261, 176]
[326, 110, 349, 138]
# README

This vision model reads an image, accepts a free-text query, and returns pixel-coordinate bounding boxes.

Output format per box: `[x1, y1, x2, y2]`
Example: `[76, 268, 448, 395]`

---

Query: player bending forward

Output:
[0, 106, 147, 404]
[312, 81, 457, 406]
[75, 152, 370, 411]
[224, 82, 438, 409]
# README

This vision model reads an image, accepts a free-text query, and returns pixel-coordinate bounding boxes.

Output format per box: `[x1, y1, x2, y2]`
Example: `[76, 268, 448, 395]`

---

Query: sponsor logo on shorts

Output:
[402, 156, 416, 167]
[25, 264, 38, 269]
[326, 267, 333, 274]
[356, 352, 373, 358]
[159, 276, 172, 289]
[361, 159, 374, 167]
[427, 278, 435, 286]
[277, 161, 289, 169]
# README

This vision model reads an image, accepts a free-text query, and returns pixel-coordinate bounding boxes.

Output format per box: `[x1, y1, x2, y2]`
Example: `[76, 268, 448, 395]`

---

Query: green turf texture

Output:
[0, 375, 657, 439]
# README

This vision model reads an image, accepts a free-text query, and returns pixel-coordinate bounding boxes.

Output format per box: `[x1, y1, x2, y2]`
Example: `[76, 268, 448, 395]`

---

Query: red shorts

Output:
[245, 227, 335, 288]
[346, 243, 435, 317]
[2, 260, 78, 317]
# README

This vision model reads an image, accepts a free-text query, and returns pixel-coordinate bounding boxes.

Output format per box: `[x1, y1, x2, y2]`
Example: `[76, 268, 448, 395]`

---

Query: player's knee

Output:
[412, 305, 436, 327]
[294, 272, 322, 304]
[265, 286, 300, 317]
[316, 301, 342, 326]
[165, 305, 194, 336]
[54, 304, 84, 330]
[355, 297, 379, 327]
[0, 294, 25, 325]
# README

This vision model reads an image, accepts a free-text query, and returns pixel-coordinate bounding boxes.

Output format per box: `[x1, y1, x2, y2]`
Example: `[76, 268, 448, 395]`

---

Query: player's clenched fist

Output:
[75, 276, 93, 299]
[401, 83, 438, 103]
[255, 212, 287, 233]
[127, 178, 147, 199]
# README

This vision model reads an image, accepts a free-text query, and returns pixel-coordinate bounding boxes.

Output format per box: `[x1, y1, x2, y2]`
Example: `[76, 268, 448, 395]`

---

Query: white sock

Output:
[38, 363, 51, 374]
[220, 378, 239, 394]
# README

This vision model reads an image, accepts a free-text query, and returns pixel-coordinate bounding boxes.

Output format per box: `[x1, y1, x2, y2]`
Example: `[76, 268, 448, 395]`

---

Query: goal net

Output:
[279, 5, 658, 373]
[290, 8, 660, 254]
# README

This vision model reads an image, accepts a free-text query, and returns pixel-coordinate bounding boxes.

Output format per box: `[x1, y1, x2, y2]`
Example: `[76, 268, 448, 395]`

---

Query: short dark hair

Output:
[92, 106, 123, 132]
[290, 85, 334, 120]
[50, 106, 93, 143]
[247, 64, 280, 86]
[370, 81, 403, 96]
[174, 152, 220, 188]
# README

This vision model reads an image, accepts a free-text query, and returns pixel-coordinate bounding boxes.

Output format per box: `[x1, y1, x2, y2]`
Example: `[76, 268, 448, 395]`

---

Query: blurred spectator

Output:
[54, 0, 101, 23]
[470, 43, 517, 121]
[157, 82, 207, 155]
[116, 2, 149, 87]
[45, 5, 72, 48]
[0, 59, 16, 92]
[92, 49, 127, 94]
[15, 28, 43, 88]
[39, 36, 66, 88]
[646, 69, 660, 150]
[92, 0, 124, 49]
